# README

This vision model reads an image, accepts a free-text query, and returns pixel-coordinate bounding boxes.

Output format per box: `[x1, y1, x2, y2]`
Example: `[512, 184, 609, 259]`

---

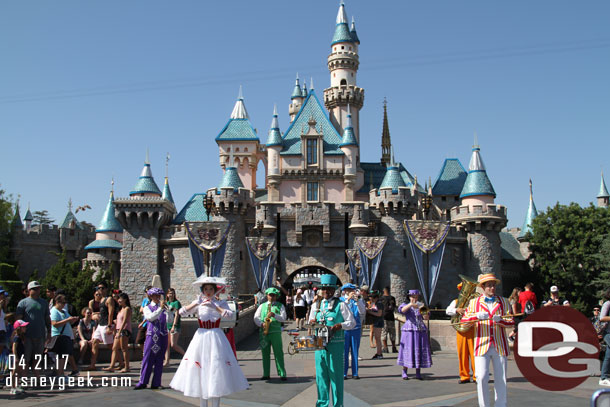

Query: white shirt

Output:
[446, 299, 458, 317]
[294, 297, 306, 307]
[303, 289, 315, 304]
[143, 301, 167, 322]
[179, 296, 232, 322]
[309, 299, 357, 330]
[253, 302, 287, 327]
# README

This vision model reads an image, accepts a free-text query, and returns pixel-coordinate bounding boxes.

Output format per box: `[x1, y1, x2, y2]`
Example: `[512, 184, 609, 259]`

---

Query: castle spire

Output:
[291, 73, 303, 99]
[266, 104, 283, 147]
[332, 1, 354, 45]
[97, 189, 123, 233]
[459, 141, 496, 198]
[130, 153, 162, 197]
[12, 199, 23, 229]
[350, 16, 360, 44]
[598, 170, 610, 208]
[162, 153, 174, 204]
[380, 98, 392, 167]
[230, 85, 249, 119]
[518, 179, 538, 239]
[339, 105, 357, 147]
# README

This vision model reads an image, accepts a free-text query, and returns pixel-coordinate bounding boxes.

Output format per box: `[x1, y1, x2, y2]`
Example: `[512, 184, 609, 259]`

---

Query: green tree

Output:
[33, 210, 54, 226]
[593, 234, 610, 298]
[528, 203, 610, 312]
[41, 251, 112, 313]
[0, 187, 14, 263]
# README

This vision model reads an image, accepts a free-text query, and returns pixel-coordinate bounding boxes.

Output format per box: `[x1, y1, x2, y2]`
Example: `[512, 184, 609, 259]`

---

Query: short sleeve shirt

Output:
[16, 297, 49, 339]
[51, 307, 74, 338]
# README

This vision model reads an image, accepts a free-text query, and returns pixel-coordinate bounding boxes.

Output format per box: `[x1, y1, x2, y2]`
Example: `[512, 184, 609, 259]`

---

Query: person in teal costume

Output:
[309, 275, 356, 407]
[253, 287, 287, 381]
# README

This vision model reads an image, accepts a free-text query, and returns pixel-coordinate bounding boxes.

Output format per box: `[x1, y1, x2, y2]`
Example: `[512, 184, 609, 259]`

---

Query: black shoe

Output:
[392, 347, 398, 353]
[371, 354, 383, 360]
[382, 347, 389, 353]
[133, 384, 146, 390]
[458, 378, 470, 384]
[280, 377, 287, 382]
[260, 376, 270, 380]
[353, 375, 360, 380]
[151, 385, 164, 390]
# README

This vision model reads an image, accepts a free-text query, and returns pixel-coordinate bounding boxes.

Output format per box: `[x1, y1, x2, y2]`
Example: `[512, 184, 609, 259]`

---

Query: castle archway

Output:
[283, 265, 344, 291]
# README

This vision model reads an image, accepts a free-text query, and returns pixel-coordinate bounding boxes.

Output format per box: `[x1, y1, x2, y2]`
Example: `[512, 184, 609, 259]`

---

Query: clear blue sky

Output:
[1, 1, 609, 228]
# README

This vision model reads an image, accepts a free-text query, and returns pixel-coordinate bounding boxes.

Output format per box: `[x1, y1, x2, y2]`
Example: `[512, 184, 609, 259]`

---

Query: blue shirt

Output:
[141, 298, 150, 327]
[50, 307, 74, 338]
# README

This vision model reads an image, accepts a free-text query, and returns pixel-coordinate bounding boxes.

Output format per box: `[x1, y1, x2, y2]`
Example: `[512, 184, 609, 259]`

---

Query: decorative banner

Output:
[403, 220, 450, 253]
[186, 221, 232, 278]
[246, 236, 277, 290]
[345, 249, 361, 285]
[354, 237, 387, 288]
[186, 221, 232, 251]
[403, 220, 450, 305]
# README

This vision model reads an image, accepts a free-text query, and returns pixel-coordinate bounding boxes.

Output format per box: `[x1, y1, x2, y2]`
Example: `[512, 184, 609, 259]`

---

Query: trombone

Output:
[451, 313, 524, 326]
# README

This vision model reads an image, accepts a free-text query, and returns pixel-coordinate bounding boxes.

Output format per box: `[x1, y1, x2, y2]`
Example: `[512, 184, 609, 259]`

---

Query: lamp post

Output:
[202, 194, 216, 275]
[420, 193, 433, 307]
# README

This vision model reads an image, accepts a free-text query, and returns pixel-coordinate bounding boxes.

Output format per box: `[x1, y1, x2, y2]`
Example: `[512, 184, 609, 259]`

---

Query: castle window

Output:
[340, 79, 347, 86]
[307, 139, 318, 165]
[441, 196, 446, 202]
[341, 46, 344, 50]
[226, 147, 230, 152]
[349, 46, 352, 51]
[244, 147, 248, 152]
[307, 182, 319, 202]
[235, 147, 240, 152]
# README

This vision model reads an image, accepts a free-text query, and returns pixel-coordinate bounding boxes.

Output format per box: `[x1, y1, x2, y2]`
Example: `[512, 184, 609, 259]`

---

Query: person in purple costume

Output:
[396, 289, 432, 380]
[134, 287, 168, 390]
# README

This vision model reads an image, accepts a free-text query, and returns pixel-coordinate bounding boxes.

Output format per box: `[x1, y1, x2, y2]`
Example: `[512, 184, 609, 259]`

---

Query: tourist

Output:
[285, 288, 294, 321]
[254, 287, 287, 381]
[518, 283, 537, 315]
[135, 286, 152, 348]
[9, 320, 28, 395]
[294, 289, 307, 330]
[164, 288, 185, 366]
[77, 307, 96, 365]
[381, 286, 398, 353]
[134, 287, 168, 390]
[105, 293, 132, 372]
[397, 289, 432, 380]
[89, 288, 103, 322]
[46, 285, 57, 311]
[507, 287, 522, 341]
[15, 281, 51, 377]
[0, 288, 7, 356]
[254, 289, 265, 307]
[170, 276, 248, 406]
[461, 273, 514, 407]
[89, 283, 115, 371]
[543, 285, 564, 306]
[367, 290, 384, 359]
[598, 288, 610, 386]
[49, 294, 79, 377]
[341, 283, 365, 379]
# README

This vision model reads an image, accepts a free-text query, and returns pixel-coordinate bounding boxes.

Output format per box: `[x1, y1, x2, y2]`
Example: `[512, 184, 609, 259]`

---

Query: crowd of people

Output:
[0, 275, 608, 406]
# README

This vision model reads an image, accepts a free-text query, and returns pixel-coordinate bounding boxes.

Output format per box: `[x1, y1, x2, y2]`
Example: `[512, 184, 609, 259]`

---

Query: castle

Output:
[14, 3, 609, 307]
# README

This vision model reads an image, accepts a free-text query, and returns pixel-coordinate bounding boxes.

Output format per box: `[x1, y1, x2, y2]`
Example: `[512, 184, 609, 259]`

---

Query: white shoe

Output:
[599, 379, 610, 386]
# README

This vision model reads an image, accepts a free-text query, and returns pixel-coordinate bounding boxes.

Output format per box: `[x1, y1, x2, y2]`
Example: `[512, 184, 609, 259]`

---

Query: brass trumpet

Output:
[451, 313, 523, 326]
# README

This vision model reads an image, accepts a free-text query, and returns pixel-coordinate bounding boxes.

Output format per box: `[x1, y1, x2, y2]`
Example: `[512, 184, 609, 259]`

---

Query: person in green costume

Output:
[253, 287, 287, 381]
[309, 275, 356, 407]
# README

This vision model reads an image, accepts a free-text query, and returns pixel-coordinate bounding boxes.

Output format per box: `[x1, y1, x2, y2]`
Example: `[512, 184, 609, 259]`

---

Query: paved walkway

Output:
[1, 322, 604, 406]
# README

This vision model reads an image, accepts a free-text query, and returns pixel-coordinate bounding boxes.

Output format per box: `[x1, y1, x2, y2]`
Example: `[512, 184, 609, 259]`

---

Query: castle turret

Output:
[85, 188, 123, 280]
[266, 105, 283, 201]
[12, 201, 23, 230]
[324, 1, 364, 143]
[369, 162, 419, 304]
[597, 170, 609, 208]
[452, 141, 507, 284]
[340, 105, 358, 201]
[162, 177, 174, 204]
[380, 99, 392, 167]
[215, 87, 261, 191]
[518, 179, 538, 241]
[115, 159, 175, 300]
[24, 204, 33, 232]
[289, 74, 304, 122]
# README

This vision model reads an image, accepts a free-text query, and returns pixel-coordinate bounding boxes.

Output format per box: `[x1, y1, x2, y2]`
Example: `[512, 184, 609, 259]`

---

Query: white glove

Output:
[492, 315, 502, 323]
[476, 311, 489, 320]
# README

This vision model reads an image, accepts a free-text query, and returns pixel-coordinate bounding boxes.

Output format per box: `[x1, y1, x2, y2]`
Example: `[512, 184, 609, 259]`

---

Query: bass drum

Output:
[219, 300, 238, 328]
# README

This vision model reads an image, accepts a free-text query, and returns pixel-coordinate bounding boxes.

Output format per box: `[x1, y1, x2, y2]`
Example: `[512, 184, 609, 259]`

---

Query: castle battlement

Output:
[207, 187, 254, 216]
[369, 187, 418, 215]
[323, 85, 364, 109]
[451, 204, 508, 231]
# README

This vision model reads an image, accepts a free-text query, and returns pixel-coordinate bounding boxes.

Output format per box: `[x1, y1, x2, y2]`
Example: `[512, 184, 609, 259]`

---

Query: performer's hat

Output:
[147, 287, 165, 296]
[316, 274, 339, 288]
[408, 289, 421, 296]
[192, 275, 227, 290]
[341, 283, 357, 291]
[265, 287, 280, 296]
[477, 273, 500, 286]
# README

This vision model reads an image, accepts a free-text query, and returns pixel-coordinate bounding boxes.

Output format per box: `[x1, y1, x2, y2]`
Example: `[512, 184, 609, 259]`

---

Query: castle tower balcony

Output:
[369, 187, 419, 217]
[450, 204, 507, 232]
[323, 85, 364, 110]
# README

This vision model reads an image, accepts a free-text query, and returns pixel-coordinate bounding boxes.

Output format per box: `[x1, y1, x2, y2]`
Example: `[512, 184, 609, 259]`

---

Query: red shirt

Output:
[518, 290, 537, 312]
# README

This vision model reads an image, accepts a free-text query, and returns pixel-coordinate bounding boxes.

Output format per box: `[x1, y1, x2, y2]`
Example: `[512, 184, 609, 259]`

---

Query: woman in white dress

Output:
[169, 276, 249, 407]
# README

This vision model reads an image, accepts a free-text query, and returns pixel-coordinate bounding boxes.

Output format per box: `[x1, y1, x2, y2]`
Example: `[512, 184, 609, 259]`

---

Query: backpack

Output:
[524, 300, 535, 315]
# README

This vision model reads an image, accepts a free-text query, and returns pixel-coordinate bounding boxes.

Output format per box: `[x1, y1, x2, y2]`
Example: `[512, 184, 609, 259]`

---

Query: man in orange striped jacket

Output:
[461, 273, 514, 407]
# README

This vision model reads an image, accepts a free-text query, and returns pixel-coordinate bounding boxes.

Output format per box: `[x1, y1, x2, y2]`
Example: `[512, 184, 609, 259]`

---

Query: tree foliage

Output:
[528, 203, 610, 312]
[0, 187, 14, 263]
[41, 251, 112, 313]
[33, 209, 54, 226]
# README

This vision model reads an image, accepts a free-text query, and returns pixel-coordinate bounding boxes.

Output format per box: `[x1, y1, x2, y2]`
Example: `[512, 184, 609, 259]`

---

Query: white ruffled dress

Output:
[169, 298, 249, 399]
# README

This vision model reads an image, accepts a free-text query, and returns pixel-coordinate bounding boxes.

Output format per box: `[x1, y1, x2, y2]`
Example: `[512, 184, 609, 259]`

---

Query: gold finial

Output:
[473, 132, 479, 148]
[165, 152, 170, 178]
[145, 148, 150, 164]
[68, 198, 73, 212]
[529, 178, 533, 200]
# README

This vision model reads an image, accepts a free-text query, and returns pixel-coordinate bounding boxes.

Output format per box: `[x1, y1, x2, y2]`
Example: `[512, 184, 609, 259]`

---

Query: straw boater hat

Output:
[477, 273, 500, 286]
[192, 275, 227, 290]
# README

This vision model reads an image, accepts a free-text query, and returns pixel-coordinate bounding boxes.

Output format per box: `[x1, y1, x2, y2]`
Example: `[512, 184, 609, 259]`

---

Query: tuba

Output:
[451, 274, 480, 333]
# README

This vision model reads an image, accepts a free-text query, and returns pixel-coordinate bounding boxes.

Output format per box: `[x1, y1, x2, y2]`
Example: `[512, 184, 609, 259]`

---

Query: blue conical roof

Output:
[291, 75, 303, 99]
[332, 3, 354, 45]
[215, 88, 259, 142]
[60, 210, 84, 230]
[460, 146, 496, 198]
[130, 163, 162, 196]
[24, 207, 33, 221]
[379, 166, 407, 193]
[12, 203, 23, 228]
[518, 182, 538, 239]
[266, 105, 283, 147]
[217, 167, 244, 191]
[97, 191, 122, 233]
[162, 177, 174, 204]
[339, 106, 358, 147]
[432, 158, 467, 196]
[350, 17, 360, 44]
[173, 193, 208, 225]
[598, 171, 610, 198]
